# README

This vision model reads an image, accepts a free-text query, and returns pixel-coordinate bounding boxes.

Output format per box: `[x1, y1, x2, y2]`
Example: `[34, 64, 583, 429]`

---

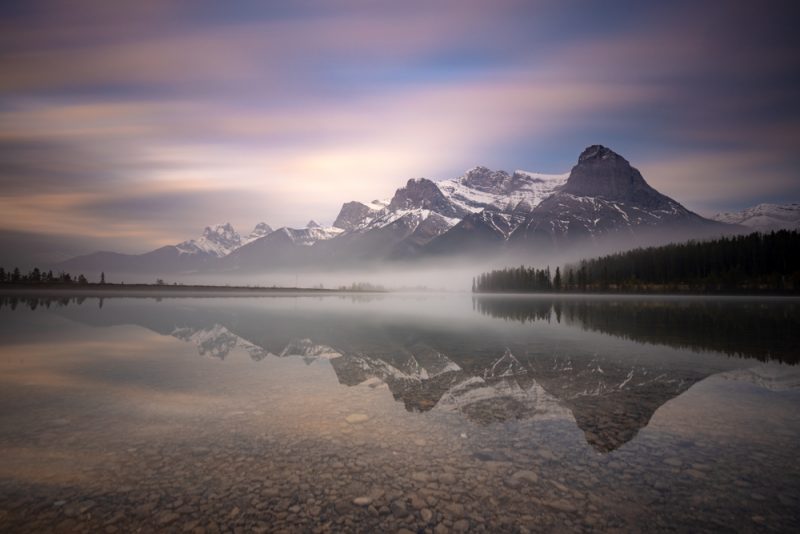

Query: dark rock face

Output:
[509, 145, 724, 244]
[333, 202, 372, 230]
[462, 167, 511, 193]
[461, 167, 540, 196]
[248, 222, 273, 240]
[397, 213, 455, 251]
[562, 145, 670, 209]
[388, 178, 464, 218]
[426, 209, 522, 256]
[217, 228, 301, 270]
[333, 201, 374, 231]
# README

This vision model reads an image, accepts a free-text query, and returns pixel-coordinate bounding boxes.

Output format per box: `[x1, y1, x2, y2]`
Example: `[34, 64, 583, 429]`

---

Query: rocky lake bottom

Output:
[0, 295, 798, 533]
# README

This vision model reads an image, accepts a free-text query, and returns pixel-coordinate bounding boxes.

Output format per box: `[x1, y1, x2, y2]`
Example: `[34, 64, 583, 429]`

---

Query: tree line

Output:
[0, 266, 106, 286]
[473, 230, 800, 294]
[473, 266, 560, 293]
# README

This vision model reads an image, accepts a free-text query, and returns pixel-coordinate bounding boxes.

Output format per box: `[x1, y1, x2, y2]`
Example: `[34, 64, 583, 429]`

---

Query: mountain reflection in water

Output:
[4, 294, 796, 454]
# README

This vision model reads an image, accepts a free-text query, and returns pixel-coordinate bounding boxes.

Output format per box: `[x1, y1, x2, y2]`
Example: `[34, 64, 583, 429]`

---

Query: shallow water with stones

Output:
[0, 294, 798, 533]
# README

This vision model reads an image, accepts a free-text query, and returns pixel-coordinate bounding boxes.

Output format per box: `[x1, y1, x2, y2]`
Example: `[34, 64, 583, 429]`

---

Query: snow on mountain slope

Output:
[712, 203, 800, 232]
[172, 324, 271, 361]
[57, 145, 741, 273]
[362, 207, 461, 233]
[171, 327, 343, 364]
[509, 146, 723, 243]
[512, 192, 694, 239]
[720, 365, 800, 391]
[435, 373, 572, 423]
[332, 200, 388, 231]
[329, 179, 467, 251]
[175, 223, 243, 257]
[277, 222, 344, 246]
[242, 222, 273, 244]
[437, 166, 569, 214]
[332, 167, 566, 237]
[279, 338, 342, 361]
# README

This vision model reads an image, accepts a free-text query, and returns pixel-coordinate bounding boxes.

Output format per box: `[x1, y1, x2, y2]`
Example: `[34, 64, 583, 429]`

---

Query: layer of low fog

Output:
[88, 227, 725, 291]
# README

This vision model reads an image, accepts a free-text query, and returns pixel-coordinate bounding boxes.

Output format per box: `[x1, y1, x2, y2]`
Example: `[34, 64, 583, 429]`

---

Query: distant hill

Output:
[712, 203, 800, 232]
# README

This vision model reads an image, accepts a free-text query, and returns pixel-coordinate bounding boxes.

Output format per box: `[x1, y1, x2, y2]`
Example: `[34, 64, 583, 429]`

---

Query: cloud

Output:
[0, 0, 798, 260]
[640, 149, 800, 214]
[0, 67, 662, 250]
[0, 1, 540, 95]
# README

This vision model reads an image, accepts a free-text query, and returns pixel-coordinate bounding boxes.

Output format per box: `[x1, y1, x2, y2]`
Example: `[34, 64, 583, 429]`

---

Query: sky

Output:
[1, 0, 799, 263]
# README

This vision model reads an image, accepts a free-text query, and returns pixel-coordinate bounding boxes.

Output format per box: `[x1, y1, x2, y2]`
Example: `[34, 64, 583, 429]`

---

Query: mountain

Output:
[57, 145, 736, 274]
[332, 200, 389, 231]
[712, 203, 800, 232]
[424, 146, 727, 255]
[175, 223, 243, 257]
[505, 145, 725, 246]
[56, 222, 271, 274]
[215, 221, 343, 271]
[438, 166, 568, 213]
[243, 222, 273, 244]
[225, 167, 572, 268]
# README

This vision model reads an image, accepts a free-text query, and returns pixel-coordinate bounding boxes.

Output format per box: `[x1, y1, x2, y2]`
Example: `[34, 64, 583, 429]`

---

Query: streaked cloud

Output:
[0, 0, 798, 263]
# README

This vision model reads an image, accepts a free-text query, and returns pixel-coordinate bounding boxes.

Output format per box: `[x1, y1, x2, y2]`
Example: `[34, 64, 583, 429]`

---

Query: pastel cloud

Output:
[0, 0, 798, 263]
[0, 74, 659, 249]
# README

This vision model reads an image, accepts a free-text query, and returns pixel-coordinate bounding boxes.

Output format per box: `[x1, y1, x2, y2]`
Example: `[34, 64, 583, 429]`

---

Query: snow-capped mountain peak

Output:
[387, 177, 466, 218]
[56, 145, 735, 274]
[176, 222, 243, 257]
[243, 222, 273, 244]
[437, 166, 568, 214]
[277, 224, 344, 246]
[333, 201, 384, 231]
[711, 203, 800, 232]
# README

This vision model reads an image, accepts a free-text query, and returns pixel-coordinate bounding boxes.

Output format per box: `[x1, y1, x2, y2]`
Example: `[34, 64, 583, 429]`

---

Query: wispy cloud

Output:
[0, 0, 798, 261]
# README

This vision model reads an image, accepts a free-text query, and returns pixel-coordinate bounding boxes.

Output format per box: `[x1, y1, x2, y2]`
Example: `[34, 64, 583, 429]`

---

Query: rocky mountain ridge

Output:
[56, 145, 734, 274]
[712, 203, 800, 232]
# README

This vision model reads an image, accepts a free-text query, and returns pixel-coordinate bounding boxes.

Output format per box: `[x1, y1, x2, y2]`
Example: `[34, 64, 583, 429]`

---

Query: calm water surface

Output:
[0, 294, 798, 533]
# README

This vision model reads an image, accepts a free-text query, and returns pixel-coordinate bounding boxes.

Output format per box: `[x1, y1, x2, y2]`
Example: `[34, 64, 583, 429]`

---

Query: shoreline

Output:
[0, 283, 384, 298]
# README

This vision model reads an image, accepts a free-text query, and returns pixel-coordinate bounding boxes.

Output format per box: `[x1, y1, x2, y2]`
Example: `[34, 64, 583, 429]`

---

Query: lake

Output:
[0, 294, 798, 533]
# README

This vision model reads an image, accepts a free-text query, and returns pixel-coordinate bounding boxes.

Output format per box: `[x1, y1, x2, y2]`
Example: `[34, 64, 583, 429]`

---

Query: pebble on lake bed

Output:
[345, 413, 370, 424]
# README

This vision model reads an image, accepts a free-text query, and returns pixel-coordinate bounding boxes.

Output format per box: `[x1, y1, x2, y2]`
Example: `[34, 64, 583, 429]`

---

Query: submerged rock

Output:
[345, 413, 370, 424]
[352, 496, 372, 506]
[504, 470, 539, 488]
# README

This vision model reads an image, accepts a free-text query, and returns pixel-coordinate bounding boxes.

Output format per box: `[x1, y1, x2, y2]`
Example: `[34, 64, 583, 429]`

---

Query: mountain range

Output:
[711, 203, 800, 232]
[57, 145, 763, 275]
